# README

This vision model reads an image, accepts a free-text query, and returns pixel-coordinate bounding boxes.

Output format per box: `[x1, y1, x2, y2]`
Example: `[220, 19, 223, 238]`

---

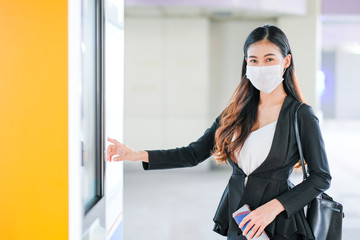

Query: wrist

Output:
[137, 150, 149, 162]
[271, 198, 285, 215]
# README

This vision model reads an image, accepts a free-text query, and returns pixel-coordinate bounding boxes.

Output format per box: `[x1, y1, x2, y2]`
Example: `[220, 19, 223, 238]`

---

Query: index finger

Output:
[107, 137, 118, 144]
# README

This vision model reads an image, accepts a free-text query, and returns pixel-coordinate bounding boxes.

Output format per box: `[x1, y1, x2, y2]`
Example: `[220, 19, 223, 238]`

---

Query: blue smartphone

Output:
[232, 204, 270, 240]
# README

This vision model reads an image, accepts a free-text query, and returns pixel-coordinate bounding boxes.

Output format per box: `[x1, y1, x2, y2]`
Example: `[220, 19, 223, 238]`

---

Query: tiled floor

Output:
[123, 120, 360, 240]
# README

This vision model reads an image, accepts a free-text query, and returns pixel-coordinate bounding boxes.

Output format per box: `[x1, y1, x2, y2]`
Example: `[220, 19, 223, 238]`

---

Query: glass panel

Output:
[81, 0, 98, 212]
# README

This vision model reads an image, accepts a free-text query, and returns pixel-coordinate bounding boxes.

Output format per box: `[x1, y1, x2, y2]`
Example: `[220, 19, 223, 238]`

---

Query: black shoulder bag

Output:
[294, 103, 344, 240]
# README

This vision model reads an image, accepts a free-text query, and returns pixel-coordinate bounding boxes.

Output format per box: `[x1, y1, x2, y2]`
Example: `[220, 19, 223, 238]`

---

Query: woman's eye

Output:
[266, 58, 273, 62]
[249, 59, 256, 63]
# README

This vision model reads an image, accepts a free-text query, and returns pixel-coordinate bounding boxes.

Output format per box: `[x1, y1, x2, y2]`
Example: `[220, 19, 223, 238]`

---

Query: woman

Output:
[107, 25, 331, 240]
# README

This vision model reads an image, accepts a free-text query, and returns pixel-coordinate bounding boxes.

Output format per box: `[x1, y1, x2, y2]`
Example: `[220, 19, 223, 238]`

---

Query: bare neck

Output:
[258, 84, 287, 107]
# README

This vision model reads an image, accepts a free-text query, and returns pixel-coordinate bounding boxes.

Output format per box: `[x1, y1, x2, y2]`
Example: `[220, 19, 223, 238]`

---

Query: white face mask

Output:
[246, 63, 285, 94]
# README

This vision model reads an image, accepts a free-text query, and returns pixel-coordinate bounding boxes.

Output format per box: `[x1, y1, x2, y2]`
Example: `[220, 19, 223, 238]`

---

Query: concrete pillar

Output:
[277, 0, 322, 113]
[124, 17, 210, 151]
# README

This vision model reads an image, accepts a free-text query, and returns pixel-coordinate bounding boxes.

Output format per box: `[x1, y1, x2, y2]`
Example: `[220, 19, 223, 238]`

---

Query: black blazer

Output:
[142, 94, 331, 240]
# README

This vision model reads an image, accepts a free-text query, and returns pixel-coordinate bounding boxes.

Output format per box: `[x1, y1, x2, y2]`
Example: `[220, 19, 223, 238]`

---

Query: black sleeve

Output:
[275, 104, 332, 218]
[142, 112, 223, 170]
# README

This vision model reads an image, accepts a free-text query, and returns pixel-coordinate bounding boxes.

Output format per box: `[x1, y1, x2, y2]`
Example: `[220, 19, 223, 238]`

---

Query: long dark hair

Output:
[211, 25, 304, 164]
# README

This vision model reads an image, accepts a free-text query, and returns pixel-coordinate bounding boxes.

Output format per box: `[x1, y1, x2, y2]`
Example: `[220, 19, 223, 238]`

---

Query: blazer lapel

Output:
[250, 94, 292, 175]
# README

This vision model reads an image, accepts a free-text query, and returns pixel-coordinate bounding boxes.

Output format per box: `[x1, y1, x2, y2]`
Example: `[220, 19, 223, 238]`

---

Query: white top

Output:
[231, 120, 277, 186]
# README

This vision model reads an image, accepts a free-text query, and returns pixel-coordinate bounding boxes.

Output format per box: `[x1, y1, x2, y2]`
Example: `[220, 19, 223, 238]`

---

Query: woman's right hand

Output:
[106, 137, 148, 162]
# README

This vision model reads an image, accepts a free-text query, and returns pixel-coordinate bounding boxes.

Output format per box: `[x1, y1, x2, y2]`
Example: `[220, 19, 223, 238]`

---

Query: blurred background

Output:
[122, 0, 360, 239]
[1, 0, 359, 239]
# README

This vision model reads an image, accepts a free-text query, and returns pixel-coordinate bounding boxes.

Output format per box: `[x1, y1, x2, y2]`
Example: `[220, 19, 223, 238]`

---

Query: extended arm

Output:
[142, 112, 223, 170]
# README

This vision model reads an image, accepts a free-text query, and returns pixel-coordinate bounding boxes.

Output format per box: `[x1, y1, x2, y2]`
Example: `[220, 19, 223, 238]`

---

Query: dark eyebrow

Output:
[264, 53, 276, 57]
[248, 53, 276, 58]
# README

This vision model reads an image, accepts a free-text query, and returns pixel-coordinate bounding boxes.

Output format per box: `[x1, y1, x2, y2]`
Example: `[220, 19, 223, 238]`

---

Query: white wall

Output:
[124, 17, 210, 154]
[335, 49, 360, 119]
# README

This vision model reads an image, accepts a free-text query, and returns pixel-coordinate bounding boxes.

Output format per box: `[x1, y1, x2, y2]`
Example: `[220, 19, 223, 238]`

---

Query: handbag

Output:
[294, 103, 344, 240]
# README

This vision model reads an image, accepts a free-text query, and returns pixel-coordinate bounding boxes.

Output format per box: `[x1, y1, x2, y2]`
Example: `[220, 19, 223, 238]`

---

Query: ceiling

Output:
[124, 0, 307, 19]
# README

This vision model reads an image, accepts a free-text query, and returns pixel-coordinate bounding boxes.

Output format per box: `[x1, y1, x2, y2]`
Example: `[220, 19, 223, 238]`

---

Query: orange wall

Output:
[0, 1, 68, 239]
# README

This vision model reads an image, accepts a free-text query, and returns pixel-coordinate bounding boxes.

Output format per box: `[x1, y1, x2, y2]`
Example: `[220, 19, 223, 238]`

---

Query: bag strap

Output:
[295, 104, 343, 212]
[294, 102, 309, 181]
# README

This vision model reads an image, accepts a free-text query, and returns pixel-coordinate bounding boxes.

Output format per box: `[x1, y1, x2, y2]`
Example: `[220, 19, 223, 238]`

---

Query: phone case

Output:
[232, 204, 270, 240]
